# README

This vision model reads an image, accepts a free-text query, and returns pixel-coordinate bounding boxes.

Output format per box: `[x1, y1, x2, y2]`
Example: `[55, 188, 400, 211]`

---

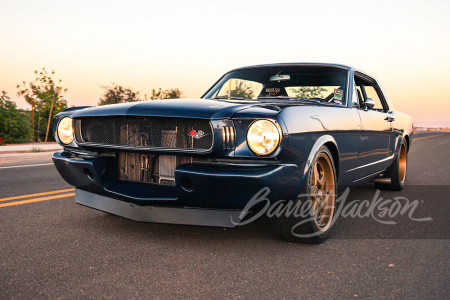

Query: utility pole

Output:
[45, 96, 55, 142]
[37, 110, 41, 142]
[31, 96, 35, 142]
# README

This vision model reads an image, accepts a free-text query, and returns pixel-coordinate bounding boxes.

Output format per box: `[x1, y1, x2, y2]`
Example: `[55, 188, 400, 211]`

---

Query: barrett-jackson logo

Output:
[188, 130, 208, 139]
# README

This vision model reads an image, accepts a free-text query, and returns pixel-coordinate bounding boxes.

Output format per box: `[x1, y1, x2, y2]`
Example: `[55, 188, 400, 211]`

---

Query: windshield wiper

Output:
[213, 95, 247, 100]
[257, 96, 294, 99]
[257, 96, 322, 104]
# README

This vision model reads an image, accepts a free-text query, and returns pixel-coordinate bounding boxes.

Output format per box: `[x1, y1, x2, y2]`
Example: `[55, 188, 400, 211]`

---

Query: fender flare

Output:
[302, 135, 340, 177]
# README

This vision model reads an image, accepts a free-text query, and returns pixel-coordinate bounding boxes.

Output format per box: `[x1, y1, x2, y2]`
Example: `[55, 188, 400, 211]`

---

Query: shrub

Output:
[0, 91, 33, 144]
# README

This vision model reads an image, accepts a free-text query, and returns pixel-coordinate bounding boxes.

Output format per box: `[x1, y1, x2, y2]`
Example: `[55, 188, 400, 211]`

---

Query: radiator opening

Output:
[118, 152, 192, 185]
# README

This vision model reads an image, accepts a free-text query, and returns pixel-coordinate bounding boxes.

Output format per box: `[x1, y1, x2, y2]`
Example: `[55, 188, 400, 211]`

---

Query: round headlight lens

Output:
[57, 117, 74, 145]
[247, 120, 281, 155]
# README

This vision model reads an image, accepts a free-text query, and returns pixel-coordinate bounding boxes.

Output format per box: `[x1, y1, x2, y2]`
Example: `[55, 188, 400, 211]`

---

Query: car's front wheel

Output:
[271, 145, 337, 243]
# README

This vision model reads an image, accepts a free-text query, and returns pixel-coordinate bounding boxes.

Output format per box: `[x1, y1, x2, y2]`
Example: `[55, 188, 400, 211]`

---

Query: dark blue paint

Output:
[52, 63, 413, 210]
[53, 151, 299, 209]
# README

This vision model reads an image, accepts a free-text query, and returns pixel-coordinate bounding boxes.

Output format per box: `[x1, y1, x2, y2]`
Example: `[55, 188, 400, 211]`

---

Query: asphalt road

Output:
[1, 132, 449, 299]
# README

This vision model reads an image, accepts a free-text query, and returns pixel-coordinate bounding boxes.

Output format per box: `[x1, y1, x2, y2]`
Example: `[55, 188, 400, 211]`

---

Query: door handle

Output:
[384, 115, 395, 122]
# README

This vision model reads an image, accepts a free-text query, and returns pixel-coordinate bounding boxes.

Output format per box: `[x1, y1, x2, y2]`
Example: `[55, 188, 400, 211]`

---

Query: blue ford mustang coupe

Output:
[52, 63, 413, 243]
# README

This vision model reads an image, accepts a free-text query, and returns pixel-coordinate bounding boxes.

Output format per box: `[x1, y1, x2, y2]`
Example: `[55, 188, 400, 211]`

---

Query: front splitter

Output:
[75, 189, 245, 228]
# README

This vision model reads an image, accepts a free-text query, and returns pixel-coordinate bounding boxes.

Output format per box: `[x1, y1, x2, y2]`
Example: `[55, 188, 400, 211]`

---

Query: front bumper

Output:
[53, 150, 300, 210]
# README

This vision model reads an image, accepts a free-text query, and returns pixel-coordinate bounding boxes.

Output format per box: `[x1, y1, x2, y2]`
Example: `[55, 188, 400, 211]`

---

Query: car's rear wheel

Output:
[374, 139, 408, 191]
[271, 145, 337, 243]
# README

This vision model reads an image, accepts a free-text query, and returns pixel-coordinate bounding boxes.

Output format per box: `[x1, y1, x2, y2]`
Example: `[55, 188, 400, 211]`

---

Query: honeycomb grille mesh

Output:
[74, 116, 213, 150]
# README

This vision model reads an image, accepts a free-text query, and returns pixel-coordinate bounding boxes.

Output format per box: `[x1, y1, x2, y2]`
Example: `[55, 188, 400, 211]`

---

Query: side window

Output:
[356, 86, 364, 105]
[364, 85, 384, 110]
[355, 76, 386, 111]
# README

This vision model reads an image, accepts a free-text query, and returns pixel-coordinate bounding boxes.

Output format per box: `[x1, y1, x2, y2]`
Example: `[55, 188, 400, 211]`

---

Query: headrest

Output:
[258, 81, 288, 97]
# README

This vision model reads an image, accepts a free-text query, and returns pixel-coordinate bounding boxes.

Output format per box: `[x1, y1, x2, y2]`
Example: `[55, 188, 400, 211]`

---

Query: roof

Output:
[229, 63, 354, 72]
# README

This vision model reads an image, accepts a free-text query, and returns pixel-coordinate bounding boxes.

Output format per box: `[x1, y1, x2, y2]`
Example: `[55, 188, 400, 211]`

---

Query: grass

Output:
[30, 146, 43, 153]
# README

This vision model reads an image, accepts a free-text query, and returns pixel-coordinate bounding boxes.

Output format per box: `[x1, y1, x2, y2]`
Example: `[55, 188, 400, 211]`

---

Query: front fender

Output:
[302, 135, 339, 176]
[296, 135, 340, 192]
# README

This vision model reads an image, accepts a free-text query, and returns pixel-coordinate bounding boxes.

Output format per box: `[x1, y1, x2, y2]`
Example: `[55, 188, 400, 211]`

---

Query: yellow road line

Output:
[0, 188, 74, 203]
[413, 134, 444, 141]
[0, 193, 75, 208]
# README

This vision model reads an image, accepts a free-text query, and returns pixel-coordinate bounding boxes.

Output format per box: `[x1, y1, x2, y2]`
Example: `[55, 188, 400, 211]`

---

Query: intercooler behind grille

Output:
[74, 116, 213, 151]
[159, 130, 191, 184]
[118, 152, 192, 185]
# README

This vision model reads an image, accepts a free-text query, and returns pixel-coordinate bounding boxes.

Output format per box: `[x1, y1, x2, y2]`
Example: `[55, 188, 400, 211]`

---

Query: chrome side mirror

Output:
[364, 98, 375, 110]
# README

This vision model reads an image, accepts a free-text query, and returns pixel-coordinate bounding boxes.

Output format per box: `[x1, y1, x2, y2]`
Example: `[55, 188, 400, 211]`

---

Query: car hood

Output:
[70, 98, 297, 119]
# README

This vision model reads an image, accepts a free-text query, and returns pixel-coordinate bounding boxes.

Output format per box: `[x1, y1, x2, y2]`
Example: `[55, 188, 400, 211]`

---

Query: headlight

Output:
[247, 120, 281, 155]
[57, 117, 74, 145]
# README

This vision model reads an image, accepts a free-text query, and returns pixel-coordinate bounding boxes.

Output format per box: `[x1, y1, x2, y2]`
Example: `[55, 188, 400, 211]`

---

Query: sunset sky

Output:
[1, 0, 449, 127]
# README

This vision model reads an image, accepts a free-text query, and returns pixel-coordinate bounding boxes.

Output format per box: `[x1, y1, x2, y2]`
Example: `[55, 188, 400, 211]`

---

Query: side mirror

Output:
[364, 98, 375, 110]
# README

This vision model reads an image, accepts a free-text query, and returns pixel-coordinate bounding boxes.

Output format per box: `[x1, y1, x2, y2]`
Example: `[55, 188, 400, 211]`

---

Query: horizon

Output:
[1, 0, 449, 127]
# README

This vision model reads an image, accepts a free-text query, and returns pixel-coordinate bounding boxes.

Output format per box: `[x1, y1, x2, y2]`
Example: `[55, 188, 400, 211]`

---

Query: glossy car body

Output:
[52, 63, 413, 227]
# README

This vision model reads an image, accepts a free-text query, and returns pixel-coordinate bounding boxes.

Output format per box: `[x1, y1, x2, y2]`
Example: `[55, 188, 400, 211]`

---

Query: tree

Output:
[0, 91, 32, 144]
[230, 81, 255, 99]
[17, 68, 68, 142]
[98, 83, 144, 105]
[150, 88, 184, 100]
[290, 86, 327, 99]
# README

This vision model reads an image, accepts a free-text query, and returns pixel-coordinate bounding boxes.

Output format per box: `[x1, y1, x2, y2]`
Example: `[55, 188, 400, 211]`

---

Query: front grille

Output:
[74, 116, 213, 151]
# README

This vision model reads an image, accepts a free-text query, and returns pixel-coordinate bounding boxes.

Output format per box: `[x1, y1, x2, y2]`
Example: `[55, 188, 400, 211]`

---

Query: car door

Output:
[354, 74, 394, 180]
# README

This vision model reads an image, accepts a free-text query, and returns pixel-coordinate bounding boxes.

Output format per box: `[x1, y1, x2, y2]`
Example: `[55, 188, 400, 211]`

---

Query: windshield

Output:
[203, 66, 349, 105]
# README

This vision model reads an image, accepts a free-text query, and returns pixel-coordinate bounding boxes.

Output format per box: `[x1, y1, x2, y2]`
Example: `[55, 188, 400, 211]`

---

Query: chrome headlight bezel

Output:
[57, 117, 74, 145]
[246, 119, 281, 156]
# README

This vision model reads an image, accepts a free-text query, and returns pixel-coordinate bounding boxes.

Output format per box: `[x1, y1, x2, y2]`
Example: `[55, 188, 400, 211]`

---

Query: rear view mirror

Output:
[270, 74, 290, 82]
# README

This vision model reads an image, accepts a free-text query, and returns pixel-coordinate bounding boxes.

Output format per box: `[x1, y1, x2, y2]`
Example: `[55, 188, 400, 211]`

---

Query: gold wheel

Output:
[311, 153, 336, 232]
[399, 142, 407, 184]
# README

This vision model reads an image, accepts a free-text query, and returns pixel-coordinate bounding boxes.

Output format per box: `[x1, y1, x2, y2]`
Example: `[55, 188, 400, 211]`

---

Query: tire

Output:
[271, 145, 337, 244]
[374, 139, 408, 191]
